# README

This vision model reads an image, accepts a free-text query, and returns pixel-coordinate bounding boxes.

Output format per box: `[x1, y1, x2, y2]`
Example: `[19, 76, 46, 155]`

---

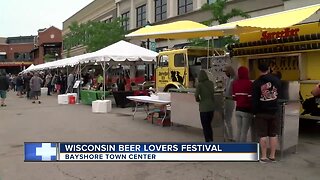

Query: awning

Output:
[218, 4, 320, 29]
[125, 20, 211, 39]
[126, 4, 320, 39]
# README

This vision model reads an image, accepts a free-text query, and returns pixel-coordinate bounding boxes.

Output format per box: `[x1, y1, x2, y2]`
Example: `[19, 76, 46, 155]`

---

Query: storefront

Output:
[230, 22, 320, 121]
[0, 62, 33, 74]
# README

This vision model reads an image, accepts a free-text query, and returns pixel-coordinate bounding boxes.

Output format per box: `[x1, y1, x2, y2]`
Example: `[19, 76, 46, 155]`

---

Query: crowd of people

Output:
[0, 71, 76, 105]
[195, 62, 284, 163]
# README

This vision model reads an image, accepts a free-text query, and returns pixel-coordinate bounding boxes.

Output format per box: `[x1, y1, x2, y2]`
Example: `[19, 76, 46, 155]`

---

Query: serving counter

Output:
[169, 87, 300, 154]
[169, 89, 225, 141]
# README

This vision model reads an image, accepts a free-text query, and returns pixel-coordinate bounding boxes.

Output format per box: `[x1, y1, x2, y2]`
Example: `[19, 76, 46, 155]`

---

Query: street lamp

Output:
[55, 53, 59, 60]
[145, 21, 151, 80]
[145, 21, 151, 49]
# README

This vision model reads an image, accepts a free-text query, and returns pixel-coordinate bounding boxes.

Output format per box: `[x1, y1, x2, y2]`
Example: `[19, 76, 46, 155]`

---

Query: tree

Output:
[63, 18, 127, 53]
[189, 0, 250, 48]
[202, 0, 250, 25]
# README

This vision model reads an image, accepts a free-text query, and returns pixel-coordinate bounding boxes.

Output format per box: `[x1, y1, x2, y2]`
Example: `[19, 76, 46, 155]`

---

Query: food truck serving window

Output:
[248, 55, 300, 81]
[158, 55, 168, 67]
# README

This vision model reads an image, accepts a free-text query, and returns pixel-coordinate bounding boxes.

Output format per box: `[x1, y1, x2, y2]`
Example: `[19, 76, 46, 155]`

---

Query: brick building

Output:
[0, 26, 62, 74]
[32, 26, 63, 65]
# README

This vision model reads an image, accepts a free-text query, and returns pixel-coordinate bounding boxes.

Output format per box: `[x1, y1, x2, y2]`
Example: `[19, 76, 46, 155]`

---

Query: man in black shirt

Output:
[0, 71, 9, 106]
[252, 63, 281, 163]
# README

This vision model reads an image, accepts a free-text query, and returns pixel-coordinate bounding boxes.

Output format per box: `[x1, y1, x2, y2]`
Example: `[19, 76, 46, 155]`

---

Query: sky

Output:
[0, 0, 94, 37]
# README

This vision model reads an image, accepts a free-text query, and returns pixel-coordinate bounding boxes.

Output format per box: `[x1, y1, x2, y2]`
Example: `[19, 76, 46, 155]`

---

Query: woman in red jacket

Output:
[232, 66, 253, 142]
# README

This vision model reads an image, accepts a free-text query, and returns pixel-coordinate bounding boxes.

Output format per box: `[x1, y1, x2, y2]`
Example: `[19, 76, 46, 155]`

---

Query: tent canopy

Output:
[125, 4, 320, 39]
[217, 3, 320, 29]
[25, 40, 158, 71]
[80, 40, 158, 64]
[22, 64, 35, 73]
[125, 20, 211, 39]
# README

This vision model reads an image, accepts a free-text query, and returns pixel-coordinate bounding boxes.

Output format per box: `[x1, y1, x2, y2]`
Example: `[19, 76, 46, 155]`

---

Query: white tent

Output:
[26, 40, 158, 71]
[79, 40, 159, 64]
[76, 40, 159, 99]
[22, 64, 35, 73]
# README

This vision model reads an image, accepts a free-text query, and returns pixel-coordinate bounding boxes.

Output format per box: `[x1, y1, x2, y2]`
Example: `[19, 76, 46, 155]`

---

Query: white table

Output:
[127, 96, 171, 124]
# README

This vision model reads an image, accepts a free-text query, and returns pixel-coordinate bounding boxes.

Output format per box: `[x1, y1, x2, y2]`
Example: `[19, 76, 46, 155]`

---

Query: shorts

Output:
[255, 113, 280, 138]
[31, 91, 41, 98]
[0, 90, 6, 99]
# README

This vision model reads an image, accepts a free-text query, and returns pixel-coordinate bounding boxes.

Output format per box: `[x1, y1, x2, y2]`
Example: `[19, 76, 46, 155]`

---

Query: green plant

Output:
[63, 17, 127, 53]
[44, 54, 55, 62]
[189, 0, 250, 48]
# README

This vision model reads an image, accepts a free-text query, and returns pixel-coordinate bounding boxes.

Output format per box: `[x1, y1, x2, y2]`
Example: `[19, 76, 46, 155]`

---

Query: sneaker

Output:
[259, 158, 270, 163]
[38, 101, 41, 104]
[32, 101, 35, 104]
[268, 157, 277, 163]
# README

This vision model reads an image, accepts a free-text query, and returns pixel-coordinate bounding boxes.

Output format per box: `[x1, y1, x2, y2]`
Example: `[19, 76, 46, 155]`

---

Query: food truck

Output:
[155, 47, 226, 91]
[229, 22, 320, 121]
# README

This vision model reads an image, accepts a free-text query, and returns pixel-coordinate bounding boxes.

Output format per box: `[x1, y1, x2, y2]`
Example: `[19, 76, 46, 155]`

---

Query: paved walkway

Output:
[0, 91, 319, 180]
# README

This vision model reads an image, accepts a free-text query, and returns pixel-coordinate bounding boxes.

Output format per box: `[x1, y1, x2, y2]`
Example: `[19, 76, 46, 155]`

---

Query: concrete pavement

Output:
[0, 91, 319, 180]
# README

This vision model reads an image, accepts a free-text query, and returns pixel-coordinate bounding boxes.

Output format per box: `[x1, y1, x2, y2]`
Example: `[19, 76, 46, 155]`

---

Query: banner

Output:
[24, 142, 259, 162]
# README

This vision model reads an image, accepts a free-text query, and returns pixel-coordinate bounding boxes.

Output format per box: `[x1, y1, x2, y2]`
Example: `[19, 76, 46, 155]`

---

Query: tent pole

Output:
[77, 63, 81, 104]
[66, 66, 69, 93]
[67, 66, 69, 77]
[103, 61, 106, 100]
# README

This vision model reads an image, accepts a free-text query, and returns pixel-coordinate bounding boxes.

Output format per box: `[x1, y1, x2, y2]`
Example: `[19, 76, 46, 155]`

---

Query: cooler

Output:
[92, 100, 112, 113]
[58, 94, 69, 104]
[41, 87, 48, 96]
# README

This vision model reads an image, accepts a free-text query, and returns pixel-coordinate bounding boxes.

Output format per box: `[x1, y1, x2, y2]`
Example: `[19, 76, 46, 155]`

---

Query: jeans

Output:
[47, 84, 52, 95]
[200, 111, 214, 142]
[235, 111, 253, 142]
[224, 99, 234, 140]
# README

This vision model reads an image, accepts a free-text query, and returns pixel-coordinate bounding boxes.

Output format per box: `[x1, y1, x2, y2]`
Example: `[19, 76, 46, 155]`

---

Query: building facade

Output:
[62, 0, 320, 56]
[32, 26, 63, 65]
[62, 0, 116, 58]
[0, 26, 62, 74]
[0, 36, 34, 73]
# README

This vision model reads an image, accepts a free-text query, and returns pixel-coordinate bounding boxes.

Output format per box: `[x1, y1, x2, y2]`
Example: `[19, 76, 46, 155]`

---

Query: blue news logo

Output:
[24, 143, 57, 161]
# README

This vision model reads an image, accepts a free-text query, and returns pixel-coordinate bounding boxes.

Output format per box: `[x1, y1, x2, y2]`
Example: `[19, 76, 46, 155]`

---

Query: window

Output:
[178, 0, 193, 15]
[103, 17, 113, 23]
[207, 0, 216, 4]
[158, 55, 169, 67]
[0, 55, 6, 61]
[155, 0, 167, 22]
[188, 55, 202, 66]
[14, 52, 32, 61]
[121, 11, 130, 31]
[136, 4, 147, 28]
[174, 54, 185, 67]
